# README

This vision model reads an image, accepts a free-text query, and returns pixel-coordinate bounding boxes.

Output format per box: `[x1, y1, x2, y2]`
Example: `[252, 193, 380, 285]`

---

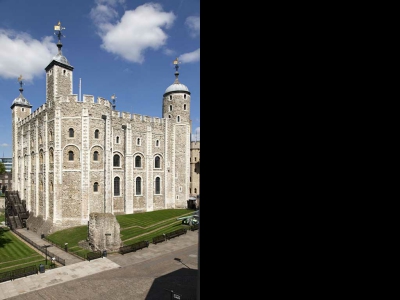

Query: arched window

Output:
[93, 151, 99, 161]
[135, 177, 142, 195]
[155, 177, 161, 194]
[135, 156, 141, 168]
[69, 128, 74, 137]
[39, 151, 44, 164]
[114, 177, 120, 196]
[184, 104, 187, 110]
[116, 136, 120, 143]
[49, 131, 53, 141]
[154, 156, 160, 169]
[113, 154, 120, 167]
[94, 129, 99, 139]
[68, 151, 74, 161]
[177, 116, 180, 122]
[50, 150, 54, 163]
[94, 182, 99, 192]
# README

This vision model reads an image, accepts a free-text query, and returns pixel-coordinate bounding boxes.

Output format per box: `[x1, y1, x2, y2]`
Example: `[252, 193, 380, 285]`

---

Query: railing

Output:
[12, 230, 65, 266]
[0, 265, 38, 283]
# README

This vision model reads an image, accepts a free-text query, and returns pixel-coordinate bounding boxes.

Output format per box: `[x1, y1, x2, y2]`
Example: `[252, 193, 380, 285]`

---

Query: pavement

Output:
[0, 227, 199, 300]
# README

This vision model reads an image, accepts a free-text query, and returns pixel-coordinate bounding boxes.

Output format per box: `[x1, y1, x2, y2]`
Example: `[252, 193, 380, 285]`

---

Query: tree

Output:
[0, 162, 6, 175]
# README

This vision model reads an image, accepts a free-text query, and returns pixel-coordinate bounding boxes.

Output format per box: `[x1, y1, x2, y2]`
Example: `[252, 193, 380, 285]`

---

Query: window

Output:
[168, 115, 171, 118]
[114, 177, 120, 196]
[94, 182, 99, 192]
[40, 151, 44, 164]
[169, 95, 172, 100]
[155, 177, 161, 194]
[22, 108, 25, 111]
[113, 154, 120, 167]
[169, 105, 172, 111]
[116, 136, 120, 143]
[184, 94, 187, 99]
[135, 156, 141, 168]
[177, 116, 180, 122]
[93, 151, 99, 161]
[194, 188, 197, 193]
[135, 177, 142, 195]
[94, 129, 99, 139]
[50, 150, 54, 163]
[39, 135, 42, 144]
[68, 151, 74, 161]
[69, 128, 74, 137]
[154, 156, 161, 169]
[49, 131, 53, 141]
[156, 140, 159, 147]
[183, 104, 187, 110]
[137, 138, 141, 146]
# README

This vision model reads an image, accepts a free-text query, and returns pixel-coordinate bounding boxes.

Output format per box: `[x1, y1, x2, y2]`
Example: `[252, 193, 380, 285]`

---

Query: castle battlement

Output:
[17, 94, 167, 127]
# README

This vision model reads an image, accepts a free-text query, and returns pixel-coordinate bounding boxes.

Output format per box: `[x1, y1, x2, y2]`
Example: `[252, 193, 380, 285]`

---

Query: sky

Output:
[0, 0, 200, 158]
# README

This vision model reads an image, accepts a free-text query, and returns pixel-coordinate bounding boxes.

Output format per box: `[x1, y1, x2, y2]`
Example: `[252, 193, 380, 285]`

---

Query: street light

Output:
[43, 245, 51, 265]
[64, 243, 68, 252]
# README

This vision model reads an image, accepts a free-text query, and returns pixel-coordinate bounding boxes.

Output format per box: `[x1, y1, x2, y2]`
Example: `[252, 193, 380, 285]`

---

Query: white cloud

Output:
[180, 48, 200, 63]
[90, 3, 176, 64]
[191, 126, 200, 141]
[0, 143, 10, 147]
[0, 29, 57, 81]
[185, 16, 200, 38]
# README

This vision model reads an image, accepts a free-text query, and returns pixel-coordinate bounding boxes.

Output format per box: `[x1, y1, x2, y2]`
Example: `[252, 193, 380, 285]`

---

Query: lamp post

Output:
[43, 245, 51, 265]
[64, 242, 68, 252]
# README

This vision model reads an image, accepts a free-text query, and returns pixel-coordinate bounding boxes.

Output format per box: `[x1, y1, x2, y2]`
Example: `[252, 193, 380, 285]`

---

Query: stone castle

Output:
[10, 25, 196, 234]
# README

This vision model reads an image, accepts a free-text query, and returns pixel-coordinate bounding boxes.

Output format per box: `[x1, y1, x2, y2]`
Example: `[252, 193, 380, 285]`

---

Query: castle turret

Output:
[45, 21, 73, 103]
[11, 75, 32, 190]
[162, 58, 191, 123]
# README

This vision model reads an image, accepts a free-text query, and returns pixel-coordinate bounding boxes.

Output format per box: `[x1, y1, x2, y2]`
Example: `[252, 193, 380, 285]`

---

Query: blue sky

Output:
[0, 0, 200, 158]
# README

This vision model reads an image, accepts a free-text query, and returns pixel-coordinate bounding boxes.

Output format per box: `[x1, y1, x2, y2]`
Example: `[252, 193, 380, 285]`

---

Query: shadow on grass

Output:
[0, 227, 13, 248]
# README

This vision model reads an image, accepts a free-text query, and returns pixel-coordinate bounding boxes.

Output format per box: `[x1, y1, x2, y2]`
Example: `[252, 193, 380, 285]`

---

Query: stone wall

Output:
[88, 212, 122, 252]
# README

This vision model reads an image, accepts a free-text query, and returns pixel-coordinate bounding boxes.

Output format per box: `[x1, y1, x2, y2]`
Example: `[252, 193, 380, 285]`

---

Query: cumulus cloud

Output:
[185, 16, 200, 38]
[0, 29, 57, 81]
[191, 127, 200, 141]
[180, 48, 200, 63]
[90, 2, 176, 64]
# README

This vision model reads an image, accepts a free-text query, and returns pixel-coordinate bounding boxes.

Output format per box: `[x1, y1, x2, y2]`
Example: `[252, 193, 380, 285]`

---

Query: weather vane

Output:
[18, 75, 23, 89]
[111, 94, 117, 110]
[173, 57, 181, 72]
[54, 21, 66, 43]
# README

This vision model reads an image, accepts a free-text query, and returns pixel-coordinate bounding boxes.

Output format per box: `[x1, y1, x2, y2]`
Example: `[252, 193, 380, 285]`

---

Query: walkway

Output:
[0, 228, 199, 299]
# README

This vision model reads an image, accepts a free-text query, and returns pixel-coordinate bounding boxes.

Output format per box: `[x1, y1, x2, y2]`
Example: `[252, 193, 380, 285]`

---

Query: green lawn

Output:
[0, 227, 54, 273]
[45, 209, 194, 259]
[0, 208, 196, 270]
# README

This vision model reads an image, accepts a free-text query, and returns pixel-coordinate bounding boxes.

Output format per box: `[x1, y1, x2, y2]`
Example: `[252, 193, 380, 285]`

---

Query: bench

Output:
[152, 234, 166, 244]
[119, 240, 149, 255]
[165, 228, 187, 240]
[86, 251, 102, 261]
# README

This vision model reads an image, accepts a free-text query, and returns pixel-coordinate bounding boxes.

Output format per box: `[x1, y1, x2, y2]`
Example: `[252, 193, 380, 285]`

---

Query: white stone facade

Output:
[11, 48, 192, 233]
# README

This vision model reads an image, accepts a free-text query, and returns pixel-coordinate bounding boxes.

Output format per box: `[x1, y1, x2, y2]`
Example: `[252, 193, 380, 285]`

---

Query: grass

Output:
[0, 227, 54, 273]
[45, 208, 194, 259]
[0, 208, 196, 270]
